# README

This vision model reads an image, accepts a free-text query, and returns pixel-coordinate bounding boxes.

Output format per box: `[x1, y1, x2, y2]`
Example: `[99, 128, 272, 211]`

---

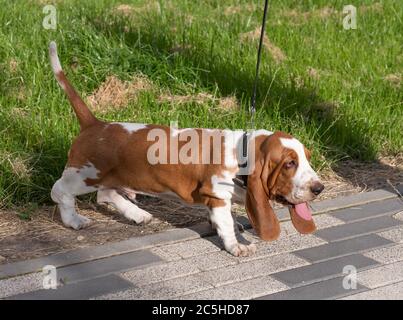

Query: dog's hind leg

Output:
[51, 165, 99, 230]
[97, 189, 152, 224]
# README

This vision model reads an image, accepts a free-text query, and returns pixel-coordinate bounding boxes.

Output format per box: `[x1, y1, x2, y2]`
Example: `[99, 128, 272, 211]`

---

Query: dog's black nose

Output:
[311, 182, 324, 196]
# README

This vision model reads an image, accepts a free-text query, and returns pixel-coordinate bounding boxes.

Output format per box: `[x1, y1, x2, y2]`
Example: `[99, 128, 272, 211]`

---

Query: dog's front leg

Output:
[209, 200, 256, 257]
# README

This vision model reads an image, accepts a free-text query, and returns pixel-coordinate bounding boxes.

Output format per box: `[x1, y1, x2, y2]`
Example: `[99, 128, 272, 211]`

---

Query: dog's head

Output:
[245, 131, 324, 240]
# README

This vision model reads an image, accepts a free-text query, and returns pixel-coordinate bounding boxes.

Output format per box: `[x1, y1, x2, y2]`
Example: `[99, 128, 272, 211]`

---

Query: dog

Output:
[49, 42, 324, 257]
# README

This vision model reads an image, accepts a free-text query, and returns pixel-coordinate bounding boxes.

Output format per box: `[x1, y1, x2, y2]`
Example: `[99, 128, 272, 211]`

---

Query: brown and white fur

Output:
[49, 42, 324, 257]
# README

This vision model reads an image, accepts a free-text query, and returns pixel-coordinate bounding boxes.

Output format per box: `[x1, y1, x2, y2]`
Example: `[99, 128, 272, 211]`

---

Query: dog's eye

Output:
[285, 160, 297, 169]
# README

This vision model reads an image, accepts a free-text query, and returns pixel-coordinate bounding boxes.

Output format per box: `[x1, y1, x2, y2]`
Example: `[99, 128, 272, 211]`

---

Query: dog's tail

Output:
[49, 41, 98, 130]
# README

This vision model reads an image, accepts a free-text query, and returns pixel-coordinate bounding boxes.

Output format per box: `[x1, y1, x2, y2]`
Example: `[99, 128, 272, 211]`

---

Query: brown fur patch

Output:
[240, 27, 287, 64]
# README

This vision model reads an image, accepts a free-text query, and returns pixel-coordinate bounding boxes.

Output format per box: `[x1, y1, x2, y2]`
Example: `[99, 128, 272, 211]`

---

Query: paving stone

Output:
[54, 250, 161, 284]
[0, 228, 202, 279]
[198, 253, 308, 287]
[160, 238, 221, 259]
[8, 274, 133, 300]
[149, 247, 182, 262]
[240, 233, 325, 263]
[377, 226, 403, 243]
[0, 272, 43, 298]
[256, 276, 368, 300]
[280, 214, 345, 236]
[363, 243, 403, 264]
[393, 211, 403, 221]
[121, 260, 200, 286]
[294, 234, 392, 263]
[180, 276, 288, 300]
[310, 189, 400, 213]
[94, 274, 213, 300]
[329, 198, 403, 222]
[272, 254, 379, 286]
[184, 251, 238, 271]
[340, 281, 403, 300]
[315, 216, 402, 242]
[357, 261, 403, 289]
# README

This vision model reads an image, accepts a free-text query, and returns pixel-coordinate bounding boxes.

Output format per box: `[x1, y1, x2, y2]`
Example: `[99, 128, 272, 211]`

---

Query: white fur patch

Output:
[49, 41, 62, 74]
[115, 122, 147, 134]
[51, 162, 100, 229]
[280, 137, 319, 200]
[211, 170, 236, 200]
[97, 189, 152, 224]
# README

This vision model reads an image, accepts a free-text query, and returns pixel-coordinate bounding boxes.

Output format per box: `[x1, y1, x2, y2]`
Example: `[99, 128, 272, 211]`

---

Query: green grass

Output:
[0, 0, 402, 207]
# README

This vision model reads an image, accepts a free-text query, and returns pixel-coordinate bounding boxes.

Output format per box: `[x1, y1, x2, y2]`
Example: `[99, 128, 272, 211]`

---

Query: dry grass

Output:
[87, 75, 153, 113]
[360, 2, 383, 13]
[0, 152, 32, 180]
[8, 59, 18, 73]
[282, 6, 336, 25]
[384, 74, 401, 88]
[320, 155, 403, 199]
[158, 92, 239, 111]
[114, 2, 161, 16]
[307, 67, 321, 80]
[281, 3, 383, 25]
[240, 27, 287, 64]
[224, 4, 256, 16]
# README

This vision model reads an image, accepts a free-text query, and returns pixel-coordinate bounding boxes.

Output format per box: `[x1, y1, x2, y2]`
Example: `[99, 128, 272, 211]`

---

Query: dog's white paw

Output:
[66, 214, 91, 230]
[228, 243, 257, 257]
[125, 209, 153, 224]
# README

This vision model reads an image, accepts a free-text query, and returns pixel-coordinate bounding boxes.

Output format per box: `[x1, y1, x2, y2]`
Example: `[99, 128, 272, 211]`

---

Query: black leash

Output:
[237, 0, 270, 187]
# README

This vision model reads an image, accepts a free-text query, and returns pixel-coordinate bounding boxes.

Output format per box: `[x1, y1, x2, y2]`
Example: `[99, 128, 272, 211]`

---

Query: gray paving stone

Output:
[199, 253, 308, 287]
[310, 189, 401, 213]
[393, 211, 403, 221]
[294, 234, 392, 263]
[180, 276, 288, 300]
[363, 243, 403, 264]
[94, 274, 213, 300]
[340, 281, 403, 300]
[329, 198, 403, 222]
[0, 272, 43, 298]
[256, 276, 368, 300]
[272, 254, 379, 286]
[239, 233, 325, 263]
[160, 238, 221, 259]
[8, 274, 133, 300]
[315, 216, 402, 242]
[357, 261, 403, 289]
[377, 226, 403, 243]
[121, 260, 200, 286]
[184, 251, 238, 271]
[54, 250, 161, 284]
[149, 247, 182, 262]
[280, 214, 345, 236]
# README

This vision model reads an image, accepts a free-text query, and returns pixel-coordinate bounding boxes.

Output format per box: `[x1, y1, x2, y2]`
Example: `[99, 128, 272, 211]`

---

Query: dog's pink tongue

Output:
[293, 202, 312, 221]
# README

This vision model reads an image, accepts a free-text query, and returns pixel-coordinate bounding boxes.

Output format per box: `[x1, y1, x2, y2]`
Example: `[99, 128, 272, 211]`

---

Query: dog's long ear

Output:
[245, 156, 280, 241]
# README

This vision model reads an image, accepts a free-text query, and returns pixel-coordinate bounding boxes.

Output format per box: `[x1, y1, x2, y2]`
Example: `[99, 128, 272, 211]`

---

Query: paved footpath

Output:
[1, 187, 402, 300]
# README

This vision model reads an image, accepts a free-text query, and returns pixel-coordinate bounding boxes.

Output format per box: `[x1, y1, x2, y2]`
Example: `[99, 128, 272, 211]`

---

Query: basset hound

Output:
[49, 42, 324, 257]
